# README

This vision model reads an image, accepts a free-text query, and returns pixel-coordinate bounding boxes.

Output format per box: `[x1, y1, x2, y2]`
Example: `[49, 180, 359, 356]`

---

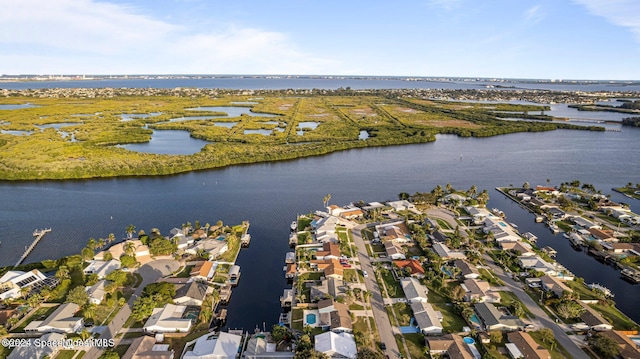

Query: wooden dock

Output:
[15, 228, 51, 267]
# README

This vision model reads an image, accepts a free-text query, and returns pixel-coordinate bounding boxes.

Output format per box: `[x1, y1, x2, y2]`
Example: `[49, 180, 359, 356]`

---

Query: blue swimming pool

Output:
[306, 313, 317, 325]
[463, 337, 475, 344]
[217, 236, 225, 241]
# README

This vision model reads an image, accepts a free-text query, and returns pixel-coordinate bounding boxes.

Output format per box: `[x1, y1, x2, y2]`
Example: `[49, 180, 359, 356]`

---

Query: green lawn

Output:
[176, 265, 194, 278]
[55, 350, 78, 359]
[344, 269, 359, 283]
[590, 303, 640, 330]
[403, 333, 427, 359]
[379, 270, 404, 298]
[498, 291, 534, 318]
[529, 330, 572, 359]
[431, 303, 466, 333]
[298, 216, 313, 231]
[436, 219, 452, 230]
[298, 272, 322, 281]
[479, 268, 504, 286]
[12, 305, 58, 332]
[393, 302, 413, 326]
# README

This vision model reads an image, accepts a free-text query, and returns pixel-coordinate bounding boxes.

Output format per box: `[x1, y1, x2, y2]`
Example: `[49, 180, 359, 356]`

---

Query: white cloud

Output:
[0, 0, 336, 74]
[524, 5, 544, 25]
[574, 0, 640, 42]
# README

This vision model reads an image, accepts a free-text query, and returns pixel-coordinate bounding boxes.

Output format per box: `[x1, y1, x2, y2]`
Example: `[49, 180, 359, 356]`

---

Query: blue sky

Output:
[1, 0, 639, 79]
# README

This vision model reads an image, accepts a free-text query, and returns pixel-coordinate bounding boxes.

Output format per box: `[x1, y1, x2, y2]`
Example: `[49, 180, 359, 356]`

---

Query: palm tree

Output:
[56, 266, 70, 280]
[323, 193, 331, 208]
[79, 328, 91, 341]
[445, 183, 453, 194]
[97, 238, 106, 249]
[87, 238, 97, 250]
[124, 241, 136, 257]
[108, 233, 115, 244]
[27, 293, 42, 308]
[468, 185, 477, 197]
[126, 224, 136, 239]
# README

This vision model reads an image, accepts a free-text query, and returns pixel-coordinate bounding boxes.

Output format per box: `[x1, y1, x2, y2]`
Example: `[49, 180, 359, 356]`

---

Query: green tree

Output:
[105, 270, 130, 286]
[126, 224, 136, 239]
[538, 328, 554, 344]
[555, 300, 585, 320]
[489, 330, 503, 344]
[357, 347, 385, 359]
[56, 266, 70, 280]
[588, 332, 621, 358]
[119, 254, 138, 268]
[66, 285, 89, 307]
[98, 350, 120, 359]
[132, 295, 157, 322]
[271, 324, 291, 343]
[81, 247, 95, 261]
[142, 282, 176, 305]
[27, 293, 43, 308]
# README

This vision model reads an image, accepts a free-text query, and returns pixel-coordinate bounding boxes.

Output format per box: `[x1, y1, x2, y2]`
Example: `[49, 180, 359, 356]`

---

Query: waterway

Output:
[1, 126, 639, 331]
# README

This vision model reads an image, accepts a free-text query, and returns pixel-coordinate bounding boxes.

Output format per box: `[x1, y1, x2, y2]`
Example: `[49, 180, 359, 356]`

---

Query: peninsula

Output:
[0, 88, 609, 181]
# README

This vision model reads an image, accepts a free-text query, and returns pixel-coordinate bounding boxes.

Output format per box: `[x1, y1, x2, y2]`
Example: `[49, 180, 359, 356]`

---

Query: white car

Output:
[363, 271, 368, 277]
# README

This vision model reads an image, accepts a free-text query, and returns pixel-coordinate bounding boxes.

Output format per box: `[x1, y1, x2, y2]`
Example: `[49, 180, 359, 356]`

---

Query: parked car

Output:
[363, 271, 368, 277]
[380, 342, 386, 350]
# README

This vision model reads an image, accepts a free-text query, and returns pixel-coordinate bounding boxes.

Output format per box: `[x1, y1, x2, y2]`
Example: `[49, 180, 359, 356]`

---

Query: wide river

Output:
[1, 78, 640, 331]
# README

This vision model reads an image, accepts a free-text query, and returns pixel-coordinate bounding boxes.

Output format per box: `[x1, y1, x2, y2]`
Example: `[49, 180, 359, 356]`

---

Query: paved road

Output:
[84, 259, 181, 359]
[483, 255, 589, 359]
[425, 208, 468, 238]
[352, 224, 401, 358]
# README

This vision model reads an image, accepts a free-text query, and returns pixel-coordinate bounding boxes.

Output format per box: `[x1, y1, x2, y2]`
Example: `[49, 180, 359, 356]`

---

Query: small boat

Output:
[586, 283, 614, 298]
[621, 268, 640, 283]
[535, 216, 544, 223]
[290, 221, 297, 231]
[563, 233, 570, 239]
[509, 222, 518, 229]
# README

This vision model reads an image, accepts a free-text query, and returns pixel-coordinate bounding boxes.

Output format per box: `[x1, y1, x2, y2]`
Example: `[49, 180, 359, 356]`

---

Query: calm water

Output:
[1, 127, 640, 330]
[116, 130, 209, 154]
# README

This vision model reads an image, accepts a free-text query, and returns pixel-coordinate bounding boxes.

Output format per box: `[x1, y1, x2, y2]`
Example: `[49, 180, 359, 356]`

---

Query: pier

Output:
[15, 228, 51, 267]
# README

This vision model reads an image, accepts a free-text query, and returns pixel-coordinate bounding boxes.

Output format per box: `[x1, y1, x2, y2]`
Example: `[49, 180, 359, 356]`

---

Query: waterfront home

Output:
[285, 263, 296, 279]
[588, 228, 619, 242]
[517, 256, 558, 276]
[534, 186, 558, 195]
[186, 238, 229, 259]
[176, 236, 195, 250]
[442, 193, 468, 205]
[387, 200, 416, 212]
[312, 259, 344, 280]
[310, 277, 342, 301]
[83, 259, 121, 279]
[453, 259, 480, 279]
[426, 334, 475, 358]
[315, 242, 340, 260]
[173, 281, 211, 306]
[461, 279, 500, 303]
[86, 280, 107, 305]
[315, 331, 357, 359]
[243, 332, 295, 359]
[506, 331, 550, 359]
[543, 206, 567, 220]
[539, 275, 572, 298]
[411, 301, 443, 335]
[401, 277, 428, 303]
[190, 261, 216, 282]
[143, 303, 193, 333]
[94, 239, 151, 264]
[6, 332, 66, 359]
[474, 302, 522, 331]
[500, 241, 536, 257]
[431, 242, 466, 260]
[24, 303, 84, 334]
[579, 303, 613, 331]
[285, 252, 296, 264]
[122, 335, 175, 359]
[280, 288, 293, 307]
[0, 269, 47, 300]
[183, 331, 243, 359]
[601, 242, 640, 255]
[465, 206, 492, 225]
[598, 331, 640, 358]
[314, 216, 339, 243]
[384, 241, 406, 260]
[394, 259, 426, 277]
[339, 208, 364, 219]
[318, 298, 352, 333]
[483, 217, 520, 242]
[570, 216, 600, 230]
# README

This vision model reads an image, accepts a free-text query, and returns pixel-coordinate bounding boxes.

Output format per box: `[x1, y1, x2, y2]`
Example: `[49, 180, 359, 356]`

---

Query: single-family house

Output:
[411, 301, 443, 335]
[483, 217, 521, 242]
[453, 259, 480, 279]
[474, 302, 522, 332]
[122, 335, 175, 359]
[143, 303, 193, 333]
[539, 275, 572, 298]
[401, 277, 428, 303]
[312, 259, 344, 280]
[314, 216, 339, 243]
[173, 281, 211, 306]
[315, 331, 357, 359]
[580, 303, 613, 331]
[387, 200, 416, 212]
[24, 303, 84, 334]
[588, 228, 618, 242]
[0, 269, 47, 300]
[83, 259, 121, 279]
[506, 331, 550, 359]
[598, 331, 640, 358]
[186, 238, 229, 259]
[191, 261, 216, 281]
[6, 332, 66, 359]
[394, 259, 426, 277]
[517, 256, 558, 276]
[94, 239, 151, 264]
[465, 206, 492, 225]
[461, 279, 500, 303]
[310, 277, 342, 301]
[86, 280, 107, 305]
[182, 331, 243, 359]
[601, 242, 640, 255]
[384, 241, 406, 260]
[500, 241, 536, 257]
[426, 335, 475, 358]
[285, 263, 296, 280]
[315, 242, 341, 260]
[339, 208, 364, 220]
[318, 298, 352, 333]
[431, 242, 466, 260]
[376, 221, 411, 243]
[571, 216, 600, 230]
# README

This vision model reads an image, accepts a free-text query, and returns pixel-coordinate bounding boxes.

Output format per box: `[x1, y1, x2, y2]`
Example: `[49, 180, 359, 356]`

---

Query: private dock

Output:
[15, 228, 51, 267]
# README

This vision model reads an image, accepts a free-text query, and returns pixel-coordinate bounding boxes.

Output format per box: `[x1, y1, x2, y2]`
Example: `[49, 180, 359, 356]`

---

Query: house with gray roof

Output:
[173, 281, 211, 306]
[474, 302, 522, 332]
[411, 301, 443, 335]
[401, 277, 428, 303]
[24, 303, 84, 334]
[143, 303, 192, 333]
[7, 332, 66, 359]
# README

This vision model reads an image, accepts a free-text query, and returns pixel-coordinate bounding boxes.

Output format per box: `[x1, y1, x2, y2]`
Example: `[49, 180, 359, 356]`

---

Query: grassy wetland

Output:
[0, 88, 604, 180]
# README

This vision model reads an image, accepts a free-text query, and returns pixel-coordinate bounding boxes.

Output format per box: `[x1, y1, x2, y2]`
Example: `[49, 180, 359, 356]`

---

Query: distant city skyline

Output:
[1, 0, 639, 80]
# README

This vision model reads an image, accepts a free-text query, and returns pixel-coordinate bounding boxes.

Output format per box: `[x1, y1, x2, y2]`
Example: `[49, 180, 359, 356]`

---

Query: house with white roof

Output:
[24, 303, 84, 334]
[315, 331, 357, 359]
[86, 280, 107, 305]
[0, 269, 47, 300]
[411, 301, 443, 335]
[83, 259, 121, 279]
[387, 200, 416, 212]
[384, 241, 406, 260]
[401, 277, 428, 303]
[314, 216, 339, 243]
[517, 256, 558, 276]
[465, 206, 492, 225]
[183, 331, 243, 359]
[6, 332, 66, 359]
[186, 238, 229, 259]
[431, 242, 466, 260]
[483, 217, 520, 242]
[143, 303, 192, 333]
